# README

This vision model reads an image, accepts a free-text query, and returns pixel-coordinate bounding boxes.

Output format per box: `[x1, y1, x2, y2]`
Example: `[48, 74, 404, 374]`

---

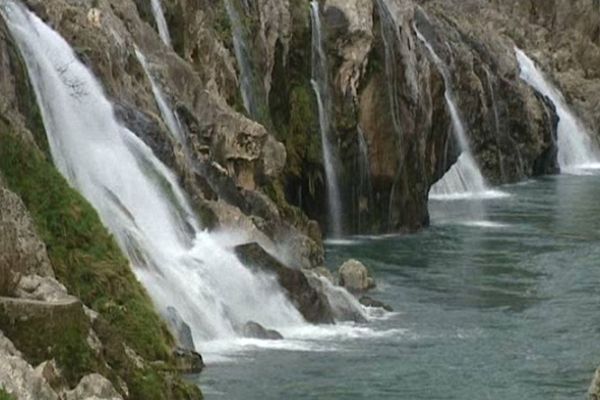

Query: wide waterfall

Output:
[151, 0, 172, 47]
[516, 49, 600, 173]
[414, 26, 491, 200]
[2, 1, 305, 353]
[135, 49, 184, 142]
[310, 0, 344, 237]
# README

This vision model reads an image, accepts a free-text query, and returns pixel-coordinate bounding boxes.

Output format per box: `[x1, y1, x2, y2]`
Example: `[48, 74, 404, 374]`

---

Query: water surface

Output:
[198, 175, 600, 399]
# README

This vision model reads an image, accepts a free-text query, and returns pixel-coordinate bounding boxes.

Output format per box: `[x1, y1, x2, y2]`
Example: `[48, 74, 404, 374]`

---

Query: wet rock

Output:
[241, 321, 283, 340]
[304, 271, 367, 323]
[234, 243, 334, 323]
[359, 296, 393, 312]
[338, 259, 375, 292]
[64, 373, 123, 400]
[172, 348, 204, 374]
[589, 365, 600, 400]
[165, 306, 195, 351]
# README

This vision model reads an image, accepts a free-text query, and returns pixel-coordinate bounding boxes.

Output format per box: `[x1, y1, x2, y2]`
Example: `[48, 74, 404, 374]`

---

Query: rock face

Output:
[64, 374, 123, 400]
[234, 243, 334, 323]
[0, 187, 53, 278]
[338, 259, 375, 292]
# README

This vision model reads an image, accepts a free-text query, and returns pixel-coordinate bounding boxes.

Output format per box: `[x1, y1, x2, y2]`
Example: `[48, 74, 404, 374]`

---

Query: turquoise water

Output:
[198, 175, 600, 399]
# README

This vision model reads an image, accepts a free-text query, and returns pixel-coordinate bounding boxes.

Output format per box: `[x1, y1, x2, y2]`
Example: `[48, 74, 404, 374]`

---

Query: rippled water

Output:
[197, 175, 600, 399]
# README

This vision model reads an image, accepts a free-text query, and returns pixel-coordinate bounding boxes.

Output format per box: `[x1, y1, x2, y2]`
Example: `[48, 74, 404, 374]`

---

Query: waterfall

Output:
[375, 0, 404, 141]
[414, 26, 490, 200]
[224, 0, 267, 122]
[150, 0, 172, 47]
[356, 126, 373, 230]
[515, 49, 600, 173]
[135, 49, 184, 143]
[1, 0, 305, 351]
[310, 0, 343, 237]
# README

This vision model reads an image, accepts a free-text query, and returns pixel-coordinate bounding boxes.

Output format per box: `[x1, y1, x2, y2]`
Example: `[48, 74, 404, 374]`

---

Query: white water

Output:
[150, 0, 172, 47]
[2, 1, 306, 352]
[414, 27, 496, 200]
[135, 49, 184, 143]
[310, 1, 343, 238]
[515, 49, 600, 173]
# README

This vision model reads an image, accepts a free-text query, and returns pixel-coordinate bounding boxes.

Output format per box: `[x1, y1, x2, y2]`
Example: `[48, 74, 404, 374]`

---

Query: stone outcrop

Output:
[338, 259, 375, 292]
[589, 365, 600, 400]
[0, 187, 53, 278]
[234, 243, 334, 323]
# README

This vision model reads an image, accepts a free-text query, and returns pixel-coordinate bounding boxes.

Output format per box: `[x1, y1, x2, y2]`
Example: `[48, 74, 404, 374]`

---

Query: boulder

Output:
[234, 243, 334, 323]
[165, 307, 195, 351]
[64, 374, 123, 400]
[241, 321, 283, 340]
[303, 272, 367, 323]
[338, 259, 375, 292]
[172, 348, 204, 374]
[359, 296, 393, 312]
[0, 331, 58, 400]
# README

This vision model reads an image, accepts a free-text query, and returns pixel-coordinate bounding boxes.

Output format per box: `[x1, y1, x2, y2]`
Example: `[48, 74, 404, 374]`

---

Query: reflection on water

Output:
[198, 175, 600, 399]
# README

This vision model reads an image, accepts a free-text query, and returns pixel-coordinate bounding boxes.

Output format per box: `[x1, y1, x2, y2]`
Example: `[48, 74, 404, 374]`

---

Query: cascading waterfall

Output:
[135, 49, 184, 143]
[224, 0, 267, 122]
[414, 26, 490, 200]
[310, 0, 344, 237]
[150, 0, 172, 47]
[2, 1, 305, 352]
[515, 48, 600, 172]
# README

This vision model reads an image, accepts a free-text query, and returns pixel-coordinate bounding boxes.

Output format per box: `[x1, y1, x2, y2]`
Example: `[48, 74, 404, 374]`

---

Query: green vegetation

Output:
[0, 132, 171, 361]
[0, 130, 201, 399]
[0, 388, 15, 400]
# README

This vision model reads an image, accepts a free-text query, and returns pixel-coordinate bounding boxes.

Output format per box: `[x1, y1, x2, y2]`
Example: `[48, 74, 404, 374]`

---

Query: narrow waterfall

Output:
[516, 49, 600, 172]
[150, 0, 172, 47]
[356, 126, 373, 230]
[2, 0, 304, 351]
[224, 0, 267, 122]
[310, 0, 343, 237]
[135, 49, 184, 142]
[414, 27, 489, 200]
[375, 0, 404, 140]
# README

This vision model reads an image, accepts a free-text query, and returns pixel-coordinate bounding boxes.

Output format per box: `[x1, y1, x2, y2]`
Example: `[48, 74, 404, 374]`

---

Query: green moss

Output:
[0, 132, 171, 362]
[0, 388, 15, 400]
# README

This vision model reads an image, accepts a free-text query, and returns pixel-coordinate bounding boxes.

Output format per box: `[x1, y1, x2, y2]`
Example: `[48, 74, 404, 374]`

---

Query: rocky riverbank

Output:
[1, 0, 599, 398]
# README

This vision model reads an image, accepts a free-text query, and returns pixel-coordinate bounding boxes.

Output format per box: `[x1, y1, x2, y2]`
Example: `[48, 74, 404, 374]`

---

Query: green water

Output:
[198, 175, 600, 399]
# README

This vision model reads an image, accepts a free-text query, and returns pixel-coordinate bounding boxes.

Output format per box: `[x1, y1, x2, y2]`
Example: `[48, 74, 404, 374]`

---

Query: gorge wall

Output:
[1, 0, 599, 398]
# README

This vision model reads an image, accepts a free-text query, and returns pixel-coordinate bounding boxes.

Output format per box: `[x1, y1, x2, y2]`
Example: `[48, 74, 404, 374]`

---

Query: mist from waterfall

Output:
[516, 48, 600, 173]
[151, 0, 172, 47]
[310, 0, 343, 237]
[414, 26, 493, 200]
[1, 0, 305, 354]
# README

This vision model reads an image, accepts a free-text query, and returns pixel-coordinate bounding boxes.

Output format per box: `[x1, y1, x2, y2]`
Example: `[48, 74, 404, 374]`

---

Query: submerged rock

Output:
[359, 296, 393, 312]
[242, 321, 284, 340]
[234, 243, 334, 323]
[338, 259, 375, 292]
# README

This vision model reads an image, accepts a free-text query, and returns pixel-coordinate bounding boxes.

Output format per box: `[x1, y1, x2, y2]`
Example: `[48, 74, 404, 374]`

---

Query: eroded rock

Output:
[241, 321, 284, 340]
[338, 259, 375, 293]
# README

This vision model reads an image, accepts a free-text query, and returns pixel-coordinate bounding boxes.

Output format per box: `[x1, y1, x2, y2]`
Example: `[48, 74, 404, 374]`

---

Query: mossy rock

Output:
[0, 131, 202, 399]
